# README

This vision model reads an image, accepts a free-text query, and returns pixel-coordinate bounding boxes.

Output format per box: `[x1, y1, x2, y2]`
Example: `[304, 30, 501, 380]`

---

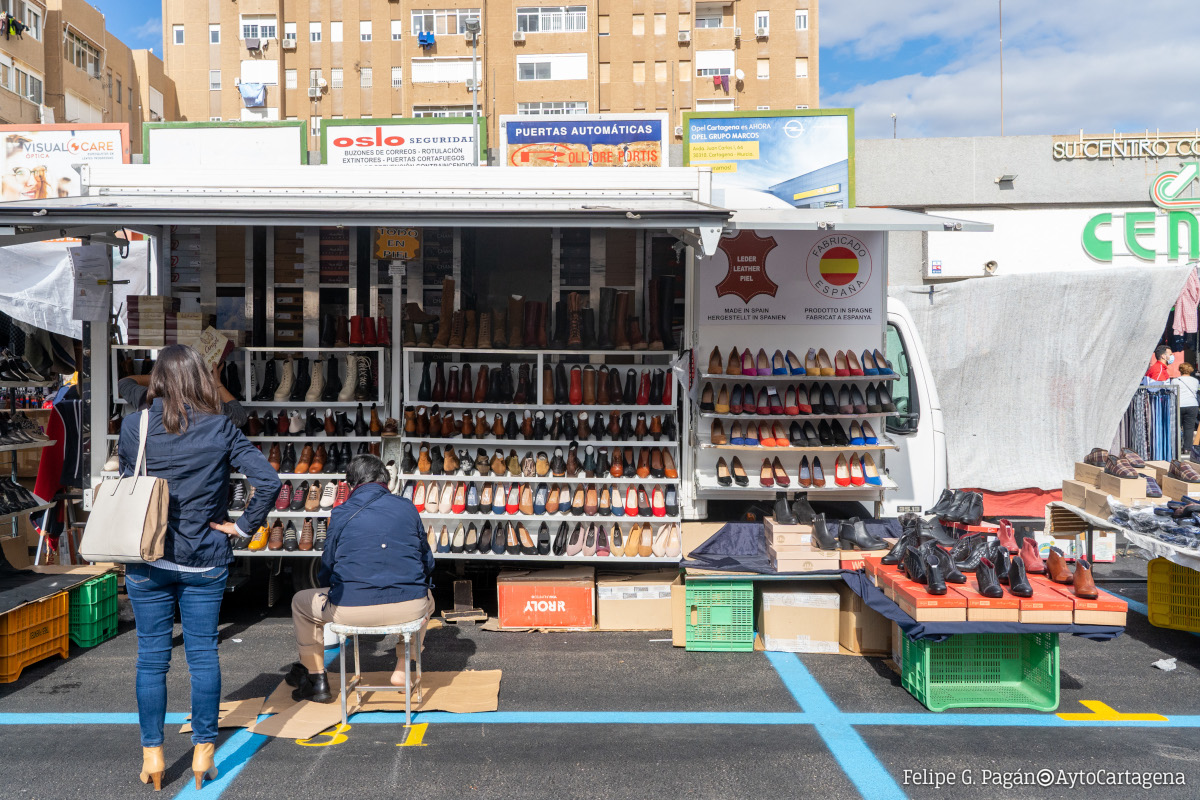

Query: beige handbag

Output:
[80, 411, 170, 563]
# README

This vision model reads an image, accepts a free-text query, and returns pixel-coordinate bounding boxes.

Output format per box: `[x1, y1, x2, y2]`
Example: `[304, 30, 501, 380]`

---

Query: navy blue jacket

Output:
[118, 400, 281, 568]
[318, 482, 435, 607]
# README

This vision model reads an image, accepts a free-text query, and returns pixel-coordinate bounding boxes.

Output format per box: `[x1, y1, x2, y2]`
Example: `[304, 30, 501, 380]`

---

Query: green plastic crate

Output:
[685, 580, 755, 652]
[901, 632, 1059, 712]
[68, 573, 118, 648]
[1147, 558, 1200, 633]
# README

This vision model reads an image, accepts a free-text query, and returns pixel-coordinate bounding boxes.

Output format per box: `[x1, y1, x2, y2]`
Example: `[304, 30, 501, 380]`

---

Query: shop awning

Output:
[725, 207, 994, 233]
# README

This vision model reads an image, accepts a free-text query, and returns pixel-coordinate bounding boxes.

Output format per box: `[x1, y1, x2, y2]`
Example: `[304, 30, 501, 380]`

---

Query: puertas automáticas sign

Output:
[323, 122, 478, 167]
[700, 230, 882, 325]
[498, 113, 667, 167]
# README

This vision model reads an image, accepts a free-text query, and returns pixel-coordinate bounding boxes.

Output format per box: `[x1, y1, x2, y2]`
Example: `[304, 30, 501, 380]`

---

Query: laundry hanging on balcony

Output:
[238, 82, 266, 108]
[418, 31, 436, 48]
[3, 13, 28, 39]
[719, 74, 730, 92]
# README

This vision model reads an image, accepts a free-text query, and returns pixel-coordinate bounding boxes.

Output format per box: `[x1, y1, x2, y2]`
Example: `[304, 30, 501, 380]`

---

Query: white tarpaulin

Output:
[0, 240, 151, 339]
[889, 267, 1191, 491]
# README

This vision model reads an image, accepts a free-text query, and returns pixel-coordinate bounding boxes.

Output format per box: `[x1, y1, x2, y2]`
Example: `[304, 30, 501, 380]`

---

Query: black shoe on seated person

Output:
[284, 661, 309, 687]
[291, 672, 333, 703]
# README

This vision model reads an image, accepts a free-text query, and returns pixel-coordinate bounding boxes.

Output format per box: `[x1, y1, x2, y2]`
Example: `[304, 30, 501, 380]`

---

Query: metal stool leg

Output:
[338, 633, 348, 728]
[403, 631, 413, 726]
[415, 627, 423, 704]
[353, 633, 362, 707]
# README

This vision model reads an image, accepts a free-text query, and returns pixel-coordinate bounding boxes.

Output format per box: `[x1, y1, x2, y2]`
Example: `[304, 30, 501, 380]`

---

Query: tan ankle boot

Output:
[192, 743, 218, 789]
[139, 746, 165, 791]
[447, 310, 465, 348]
[463, 310, 478, 348]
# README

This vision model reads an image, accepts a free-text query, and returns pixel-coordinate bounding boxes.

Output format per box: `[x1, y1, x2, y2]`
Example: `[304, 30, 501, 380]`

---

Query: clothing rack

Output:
[1115, 386, 1179, 462]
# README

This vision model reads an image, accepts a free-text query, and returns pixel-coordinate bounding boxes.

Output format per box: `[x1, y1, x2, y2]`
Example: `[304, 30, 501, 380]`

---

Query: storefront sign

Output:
[0, 124, 128, 199]
[683, 110, 854, 209]
[375, 227, 420, 260]
[144, 121, 305, 167]
[701, 230, 882, 325]
[497, 113, 667, 167]
[321, 118, 485, 167]
[1053, 132, 1200, 160]
[1082, 163, 1200, 263]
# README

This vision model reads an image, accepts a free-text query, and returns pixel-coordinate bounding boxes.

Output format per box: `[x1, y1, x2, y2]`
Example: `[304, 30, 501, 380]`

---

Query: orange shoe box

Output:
[497, 567, 595, 630]
[1017, 581, 1074, 624]
[893, 580, 967, 622]
[954, 581, 1020, 622]
[839, 544, 892, 571]
[876, 566, 904, 598]
[1041, 581, 1128, 626]
[863, 556, 886, 584]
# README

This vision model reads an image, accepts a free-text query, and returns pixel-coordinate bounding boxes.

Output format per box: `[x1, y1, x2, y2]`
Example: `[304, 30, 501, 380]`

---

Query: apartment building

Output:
[162, 0, 818, 154]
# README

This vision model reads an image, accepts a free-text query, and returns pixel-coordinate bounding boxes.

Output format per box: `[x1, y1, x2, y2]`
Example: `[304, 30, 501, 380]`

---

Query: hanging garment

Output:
[238, 82, 266, 108]
[1173, 267, 1200, 335]
[719, 75, 730, 92]
[713, 75, 721, 89]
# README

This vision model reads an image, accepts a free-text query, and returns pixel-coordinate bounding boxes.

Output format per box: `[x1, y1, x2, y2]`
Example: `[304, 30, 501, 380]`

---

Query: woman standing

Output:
[1173, 363, 1200, 456]
[118, 345, 280, 791]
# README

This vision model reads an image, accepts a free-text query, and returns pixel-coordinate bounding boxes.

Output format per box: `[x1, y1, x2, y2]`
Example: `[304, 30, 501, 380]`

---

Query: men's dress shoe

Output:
[1019, 536, 1045, 574]
[811, 514, 839, 550]
[975, 557, 1004, 598]
[1082, 447, 1109, 467]
[1007, 557, 1033, 598]
[837, 517, 888, 550]
[1169, 460, 1200, 483]
[1073, 557, 1099, 599]
[292, 671, 333, 703]
[1105, 455, 1139, 479]
[1046, 546, 1073, 584]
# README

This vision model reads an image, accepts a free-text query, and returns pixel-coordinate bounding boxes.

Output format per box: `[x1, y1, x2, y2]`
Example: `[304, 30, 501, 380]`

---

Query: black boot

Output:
[319, 314, 336, 348]
[929, 489, 956, 516]
[304, 410, 322, 436]
[255, 359, 278, 401]
[551, 301, 569, 348]
[622, 369, 637, 405]
[838, 517, 889, 550]
[418, 361, 432, 402]
[224, 362, 243, 400]
[290, 358, 311, 402]
[812, 514, 839, 550]
[773, 492, 798, 525]
[991, 542, 1013, 584]
[291, 671, 333, 703]
[354, 404, 369, 436]
[650, 370, 664, 405]
[597, 288, 615, 349]
[791, 494, 816, 524]
[657, 275, 676, 349]
[961, 492, 984, 526]
[951, 533, 987, 572]
[924, 554, 947, 595]
[321, 355, 341, 402]
[580, 308, 596, 349]
[931, 542, 966, 583]
[1008, 556, 1033, 597]
[554, 364, 569, 405]
[881, 531, 915, 566]
[976, 557, 1004, 598]
[919, 517, 957, 547]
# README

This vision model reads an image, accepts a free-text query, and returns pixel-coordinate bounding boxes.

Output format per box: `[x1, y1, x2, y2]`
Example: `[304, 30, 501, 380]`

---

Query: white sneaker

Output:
[319, 481, 337, 509]
[386, 459, 399, 493]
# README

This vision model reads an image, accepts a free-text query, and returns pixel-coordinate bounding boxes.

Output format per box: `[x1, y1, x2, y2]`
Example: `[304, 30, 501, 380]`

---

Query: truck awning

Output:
[725, 207, 993, 233]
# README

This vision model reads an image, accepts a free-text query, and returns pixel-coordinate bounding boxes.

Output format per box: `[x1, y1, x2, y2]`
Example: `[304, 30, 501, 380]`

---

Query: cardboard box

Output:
[891, 621, 904, 668]
[596, 570, 680, 631]
[1083, 488, 1112, 518]
[1163, 476, 1200, 501]
[1074, 462, 1103, 486]
[839, 544, 892, 571]
[1060, 479, 1089, 508]
[671, 582, 686, 647]
[1017, 582, 1074, 624]
[497, 567, 595, 630]
[835, 584, 891, 655]
[893, 580, 967, 622]
[954, 581, 1020, 622]
[1043, 582, 1128, 626]
[768, 544, 840, 573]
[681, 522, 724, 560]
[863, 556, 885, 585]
[1098, 472, 1147, 499]
[758, 583, 840, 653]
[764, 517, 813, 547]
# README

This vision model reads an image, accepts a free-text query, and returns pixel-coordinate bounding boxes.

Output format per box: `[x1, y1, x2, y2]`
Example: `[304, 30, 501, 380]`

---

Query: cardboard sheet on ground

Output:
[179, 698, 266, 733]
[249, 670, 501, 739]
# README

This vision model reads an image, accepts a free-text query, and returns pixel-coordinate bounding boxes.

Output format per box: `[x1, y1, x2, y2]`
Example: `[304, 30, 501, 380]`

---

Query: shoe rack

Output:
[0, 379, 57, 539]
[389, 346, 684, 563]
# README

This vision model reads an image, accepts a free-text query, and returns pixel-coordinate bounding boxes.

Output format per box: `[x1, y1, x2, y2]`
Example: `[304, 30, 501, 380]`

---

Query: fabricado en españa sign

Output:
[1082, 162, 1200, 262]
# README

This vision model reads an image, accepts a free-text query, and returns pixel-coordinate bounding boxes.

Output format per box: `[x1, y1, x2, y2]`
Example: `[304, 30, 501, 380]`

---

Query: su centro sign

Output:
[1082, 162, 1200, 264]
[320, 119, 483, 167]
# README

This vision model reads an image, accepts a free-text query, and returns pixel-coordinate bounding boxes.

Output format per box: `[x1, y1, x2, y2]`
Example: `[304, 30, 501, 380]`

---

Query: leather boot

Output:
[417, 361, 432, 401]
[837, 517, 888, 550]
[812, 514, 839, 550]
[582, 366, 597, 405]
[447, 310, 465, 348]
[567, 293, 584, 348]
[554, 364, 569, 405]
[627, 304, 647, 351]
[597, 287, 616, 349]
[477, 311, 492, 348]
[647, 279, 664, 350]
[474, 365, 489, 403]
[432, 362, 446, 402]
[514, 364, 531, 404]
[492, 306, 507, 348]
[997, 518, 1018, 552]
[446, 367, 460, 403]
[376, 316, 391, 346]
[334, 315, 349, 347]
[363, 317, 378, 346]
[613, 291, 630, 350]
[1046, 546, 1073, 584]
[1008, 556, 1033, 597]
[418, 322, 434, 346]
[1073, 557, 1098, 599]
[976, 557, 1004, 598]
[542, 366, 554, 404]
[433, 278, 455, 348]
[536, 301, 549, 348]
[636, 371, 651, 405]
[319, 314, 335, 348]
[402, 318, 418, 347]
[881, 531, 916, 566]
[657, 275, 676, 350]
[597, 368, 611, 404]
[608, 368, 623, 406]
[523, 301, 539, 349]
[508, 296, 524, 348]
[569, 366, 583, 405]
[352, 315, 366, 346]
[581, 306, 597, 349]
[773, 492, 798, 525]
[460, 310, 477, 348]
[1019, 536, 1045, 574]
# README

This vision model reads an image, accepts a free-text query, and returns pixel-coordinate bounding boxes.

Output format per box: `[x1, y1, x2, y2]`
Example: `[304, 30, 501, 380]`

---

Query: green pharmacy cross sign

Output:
[1082, 162, 1200, 263]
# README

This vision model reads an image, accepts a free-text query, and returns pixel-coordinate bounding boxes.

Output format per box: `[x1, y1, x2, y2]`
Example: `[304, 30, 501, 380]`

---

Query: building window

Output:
[310, 68, 322, 86]
[632, 14, 644, 35]
[755, 12, 769, 32]
[410, 9, 482, 35]
[654, 61, 667, 82]
[654, 13, 666, 35]
[172, 25, 184, 45]
[106, 68, 111, 95]
[696, 98, 735, 110]
[360, 67, 372, 88]
[285, 69, 297, 89]
[209, 116, 222, 121]
[391, 66, 403, 87]
[757, 105, 770, 110]
[598, 62, 610, 82]
[128, 87, 133, 108]
[330, 21, 342, 42]
[14, 68, 42, 103]
[795, 58, 808, 78]
[284, 22, 296, 43]
[517, 100, 587, 115]
[632, 61, 645, 82]
[757, 59, 769, 79]
[65, 32, 102, 78]
[598, 15, 609, 35]
[678, 61, 691, 82]
[330, 68, 343, 88]
[241, 15, 277, 40]
[360, 21, 372, 41]
[23, 7, 38, 40]
[412, 104, 478, 118]
[411, 57, 476, 83]
[795, 10, 808, 30]
[517, 53, 587, 81]
[115, 77, 121, 99]
[695, 50, 734, 77]
[795, 104, 809, 109]
[310, 22, 322, 42]
[310, 115, 321, 136]
[391, 20, 402, 40]
[516, 6, 586, 33]
[209, 69, 221, 90]
[695, 16, 721, 28]
[209, 24, 220, 44]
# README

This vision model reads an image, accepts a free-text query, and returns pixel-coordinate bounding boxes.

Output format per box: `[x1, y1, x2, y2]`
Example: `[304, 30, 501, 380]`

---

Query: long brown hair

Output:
[147, 345, 222, 434]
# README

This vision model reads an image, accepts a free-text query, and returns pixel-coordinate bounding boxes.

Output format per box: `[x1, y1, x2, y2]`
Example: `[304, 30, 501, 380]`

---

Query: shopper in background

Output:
[1173, 363, 1200, 457]
[118, 345, 280, 792]
[287, 454, 435, 702]
[1146, 345, 1174, 382]
[118, 359, 247, 428]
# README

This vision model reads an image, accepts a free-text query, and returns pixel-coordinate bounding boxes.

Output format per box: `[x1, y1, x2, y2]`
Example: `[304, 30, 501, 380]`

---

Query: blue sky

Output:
[102, 0, 1196, 141]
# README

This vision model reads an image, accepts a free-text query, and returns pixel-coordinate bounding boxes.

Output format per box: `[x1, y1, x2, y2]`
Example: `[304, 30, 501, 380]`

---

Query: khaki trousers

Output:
[292, 588, 435, 673]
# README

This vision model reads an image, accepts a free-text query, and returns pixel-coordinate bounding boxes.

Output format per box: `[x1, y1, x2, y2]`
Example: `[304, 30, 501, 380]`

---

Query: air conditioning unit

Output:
[674, 125, 683, 137]
[513, 30, 525, 42]
[281, 38, 296, 49]
[755, 27, 768, 37]
[307, 87, 321, 98]
[677, 30, 690, 43]
[464, 31, 478, 42]
[733, 27, 741, 38]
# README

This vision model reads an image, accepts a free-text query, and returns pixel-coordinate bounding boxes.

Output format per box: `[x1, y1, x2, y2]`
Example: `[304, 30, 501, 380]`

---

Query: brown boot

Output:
[613, 292, 630, 350]
[627, 296, 647, 350]
[647, 279, 664, 350]
[447, 310, 466, 348]
[433, 278, 455, 348]
[536, 301, 549, 348]
[1046, 547, 1072, 583]
[507, 296, 524, 348]
[1073, 557, 1099, 599]
[543, 366, 554, 404]
[582, 366, 597, 405]
[492, 306, 507, 348]
[334, 315, 349, 348]
[401, 319, 418, 347]
[476, 312, 492, 349]
[463, 310, 478, 348]
[418, 322, 434, 346]
[523, 301, 539, 349]
[597, 369, 611, 404]
[403, 302, 437, 323]
[567, 293, 583, 348]
[474, 365, 489, 403]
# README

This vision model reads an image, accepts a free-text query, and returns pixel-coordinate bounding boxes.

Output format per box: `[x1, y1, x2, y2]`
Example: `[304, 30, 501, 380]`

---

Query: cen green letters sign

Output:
[1082, 163, 1200, 263]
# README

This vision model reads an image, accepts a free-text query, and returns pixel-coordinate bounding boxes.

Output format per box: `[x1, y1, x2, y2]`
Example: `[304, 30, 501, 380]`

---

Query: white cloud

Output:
[824, 1, 1200, 138]
[132, 18, 162, 41]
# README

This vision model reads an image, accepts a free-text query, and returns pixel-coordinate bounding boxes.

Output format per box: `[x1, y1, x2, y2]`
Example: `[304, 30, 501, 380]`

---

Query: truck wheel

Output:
[291, 558, 321, 592]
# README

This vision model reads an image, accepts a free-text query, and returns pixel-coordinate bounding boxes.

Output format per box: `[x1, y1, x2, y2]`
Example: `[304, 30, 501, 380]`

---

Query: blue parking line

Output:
[765, 652, 907, 800]
[1118, 595, 1200, 638]
[171, 726, 270, 800]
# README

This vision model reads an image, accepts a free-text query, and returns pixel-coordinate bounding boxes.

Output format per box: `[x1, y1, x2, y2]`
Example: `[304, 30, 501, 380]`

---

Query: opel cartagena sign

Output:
[320, 118, 485, 167]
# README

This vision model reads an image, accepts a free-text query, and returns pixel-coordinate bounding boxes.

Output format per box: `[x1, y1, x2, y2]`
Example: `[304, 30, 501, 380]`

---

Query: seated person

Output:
[287, 454, 435, 702]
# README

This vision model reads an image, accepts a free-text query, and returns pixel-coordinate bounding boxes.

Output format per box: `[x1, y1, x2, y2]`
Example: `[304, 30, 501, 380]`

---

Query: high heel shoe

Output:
[140, 746, 165, 791]
[192, 743, 218, 790]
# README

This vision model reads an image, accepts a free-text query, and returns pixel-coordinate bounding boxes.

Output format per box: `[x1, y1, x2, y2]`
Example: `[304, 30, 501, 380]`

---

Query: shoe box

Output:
[496, 567, 595, 630]
[891, 579, 967, 623]
[1083, 488, 1113, 518]
[1073, 462, 1103, 486]
[835, 584, 891, 656]
[1016, 581, 1074, 624]
[1163, 476, 1200, 500]
[764, 517, 812, 547]
[595, 570, 681, 631]
[1143, 461, 1171, 483]
[758, 583, 840, 653]
[1043, 582, 1127, 626]
[671, 582, 686, 646]
[768, 544, 840, 573]
[1060, 479, 1089, 508]
[953, 581, 1020, 622]
[839, 544, 891, 571]
[1097, 472, 1147, 500]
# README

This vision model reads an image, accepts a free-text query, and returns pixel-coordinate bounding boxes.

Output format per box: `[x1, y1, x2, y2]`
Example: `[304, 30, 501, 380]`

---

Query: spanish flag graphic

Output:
[818, 246, 859, 286]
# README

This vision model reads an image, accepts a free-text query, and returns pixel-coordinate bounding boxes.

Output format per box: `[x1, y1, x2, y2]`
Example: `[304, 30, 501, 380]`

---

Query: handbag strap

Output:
[129, 410, 150, 490]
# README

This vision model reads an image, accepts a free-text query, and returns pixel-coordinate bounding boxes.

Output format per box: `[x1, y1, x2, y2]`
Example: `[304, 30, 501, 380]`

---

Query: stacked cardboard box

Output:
[168, 225, 214, 287]
[215, 226, 245, 284]
[763, 517, 838, 573]
[274, 227, 305, 286]
[127, 295, 179, 347]
[758, 583, 840, 653]
[319, 227, 350, 284]
[595, 570, 680, 630]
[1070, 460, 1146, 517]
[274, 288, 303, 344]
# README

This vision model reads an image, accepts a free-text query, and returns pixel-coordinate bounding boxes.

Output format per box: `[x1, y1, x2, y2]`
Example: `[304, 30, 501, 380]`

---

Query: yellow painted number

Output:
[297, 722, 351, 747]
[398, 723, 429, 747]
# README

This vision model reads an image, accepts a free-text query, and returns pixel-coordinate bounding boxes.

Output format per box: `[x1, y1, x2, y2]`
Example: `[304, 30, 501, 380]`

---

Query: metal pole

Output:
[999, 0, 1004, 137]
[471, 36, 479, 166]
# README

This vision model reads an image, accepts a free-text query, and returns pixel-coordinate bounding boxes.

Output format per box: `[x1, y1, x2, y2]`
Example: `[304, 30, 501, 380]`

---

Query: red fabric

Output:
[32, 406, 65, 503]
[1146, 360, 1170, 381]
[713, 75, 721, 88]
[964, 487, 1060, 518]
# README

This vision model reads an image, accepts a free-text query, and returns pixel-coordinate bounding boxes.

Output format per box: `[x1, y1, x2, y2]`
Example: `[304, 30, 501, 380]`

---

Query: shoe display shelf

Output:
[698, 442, 896, 452]
[0, 439, 57, 454]
[693, 476, 899, 495]
[397, 474, 669, 485]
[0, 382, 58, 541]
[240, 347, 388, 409]
[229, 509, 332, 519]
[699, 411, 891, 421]
[408, 438, 678, 449]
[433, 552, 682, 564]
[0, 380, 56, 389]
[698, 372, 899, 383]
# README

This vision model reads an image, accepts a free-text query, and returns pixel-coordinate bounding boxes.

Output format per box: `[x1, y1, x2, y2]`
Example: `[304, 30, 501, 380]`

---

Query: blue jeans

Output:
[125, 563, 228, 747]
